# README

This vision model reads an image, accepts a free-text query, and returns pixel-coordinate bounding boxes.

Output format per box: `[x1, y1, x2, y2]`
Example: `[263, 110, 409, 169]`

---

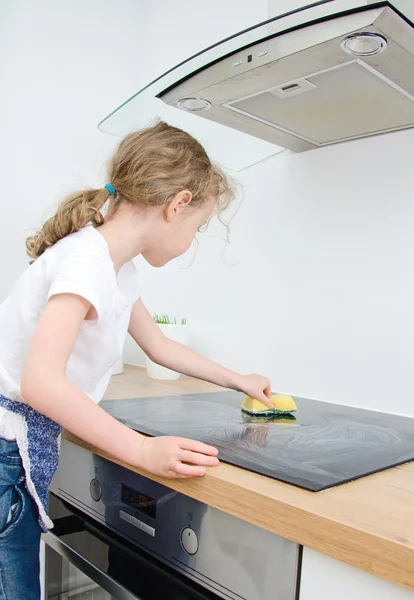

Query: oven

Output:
[43, 439, 301, 600]
[44, 493, 222, 600]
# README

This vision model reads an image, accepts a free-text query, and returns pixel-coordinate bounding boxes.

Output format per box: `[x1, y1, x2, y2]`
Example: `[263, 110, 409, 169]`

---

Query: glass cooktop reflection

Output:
[100, 392, 414, 491]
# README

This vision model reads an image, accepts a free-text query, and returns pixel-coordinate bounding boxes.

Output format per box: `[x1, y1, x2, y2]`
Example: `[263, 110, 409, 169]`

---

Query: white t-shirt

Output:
[0, 225, 139, 440]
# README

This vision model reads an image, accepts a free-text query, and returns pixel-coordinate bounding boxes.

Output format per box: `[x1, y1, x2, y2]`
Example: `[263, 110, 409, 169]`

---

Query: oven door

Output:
[43, 494, 221, 600]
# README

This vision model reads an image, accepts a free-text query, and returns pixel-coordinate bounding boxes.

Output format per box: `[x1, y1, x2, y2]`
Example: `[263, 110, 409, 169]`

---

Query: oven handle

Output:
[42, 531, 142, 600]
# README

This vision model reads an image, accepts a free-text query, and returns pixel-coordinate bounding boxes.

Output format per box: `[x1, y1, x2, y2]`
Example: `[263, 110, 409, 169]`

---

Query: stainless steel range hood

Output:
[159, 2, 414, 152]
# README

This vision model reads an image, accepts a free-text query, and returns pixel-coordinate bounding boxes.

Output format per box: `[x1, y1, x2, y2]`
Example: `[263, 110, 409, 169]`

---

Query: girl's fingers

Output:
[171, 461, 206, 477]
[179, 449, 219, 466]
[258, 392, 273, 407]
[178, 438, 218, 456]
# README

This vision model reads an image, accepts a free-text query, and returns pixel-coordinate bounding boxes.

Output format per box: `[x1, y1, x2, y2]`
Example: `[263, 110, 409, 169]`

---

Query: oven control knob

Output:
[181, 527, 198, 555]
[90, 478, 102, 502]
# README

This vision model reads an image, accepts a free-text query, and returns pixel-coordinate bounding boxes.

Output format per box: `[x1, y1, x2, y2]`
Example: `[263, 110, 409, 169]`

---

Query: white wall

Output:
[0, 0, 268, 295]
[126, 127, 414, 418]
[2, 1, 414, 418]
[0, 0, 147, 294]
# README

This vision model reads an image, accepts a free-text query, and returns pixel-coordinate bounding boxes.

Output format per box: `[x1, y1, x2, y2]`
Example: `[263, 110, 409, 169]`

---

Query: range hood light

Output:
[177, 98, 212, 112]
[341, 32, 387, 56]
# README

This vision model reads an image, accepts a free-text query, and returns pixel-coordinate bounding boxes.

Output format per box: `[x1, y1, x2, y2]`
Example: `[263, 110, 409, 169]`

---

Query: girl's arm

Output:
[128, 299, 272, 406]
[20, 294, 218, 478]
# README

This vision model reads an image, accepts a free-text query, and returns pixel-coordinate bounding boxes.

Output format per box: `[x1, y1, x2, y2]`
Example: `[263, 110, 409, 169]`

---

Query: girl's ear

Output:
[164, 190, 193, 223]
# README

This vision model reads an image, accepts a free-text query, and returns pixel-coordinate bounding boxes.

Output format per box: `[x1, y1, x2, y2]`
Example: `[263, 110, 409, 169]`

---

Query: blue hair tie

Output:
[105, 183, 116, 195]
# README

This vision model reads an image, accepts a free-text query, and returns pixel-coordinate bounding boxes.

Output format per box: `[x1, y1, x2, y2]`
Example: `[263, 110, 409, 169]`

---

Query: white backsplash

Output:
[125, 127, 414, 418]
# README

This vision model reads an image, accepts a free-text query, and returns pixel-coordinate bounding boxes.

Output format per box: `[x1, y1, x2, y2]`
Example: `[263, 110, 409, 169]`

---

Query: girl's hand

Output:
[236, 374, 273, 407]
[137, 436, 219, 478]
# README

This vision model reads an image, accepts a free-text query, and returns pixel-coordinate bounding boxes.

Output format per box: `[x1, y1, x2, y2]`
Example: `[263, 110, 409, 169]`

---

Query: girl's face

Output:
[142, 194, 216, 267]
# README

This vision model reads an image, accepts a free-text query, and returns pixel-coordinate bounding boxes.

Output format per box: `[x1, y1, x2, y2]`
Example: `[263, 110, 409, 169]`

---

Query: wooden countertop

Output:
[63, 365, 414, 592]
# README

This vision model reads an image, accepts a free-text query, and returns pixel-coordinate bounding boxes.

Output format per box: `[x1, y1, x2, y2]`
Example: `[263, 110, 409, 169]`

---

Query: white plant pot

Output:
[145, 324, 188, 380]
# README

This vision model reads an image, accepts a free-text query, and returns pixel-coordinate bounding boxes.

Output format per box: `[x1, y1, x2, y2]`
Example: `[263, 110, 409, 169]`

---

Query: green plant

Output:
[153, 313, 187, 326]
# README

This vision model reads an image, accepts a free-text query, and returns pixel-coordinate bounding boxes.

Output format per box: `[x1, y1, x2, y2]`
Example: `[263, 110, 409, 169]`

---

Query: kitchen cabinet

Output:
[300, 548, 414, 600]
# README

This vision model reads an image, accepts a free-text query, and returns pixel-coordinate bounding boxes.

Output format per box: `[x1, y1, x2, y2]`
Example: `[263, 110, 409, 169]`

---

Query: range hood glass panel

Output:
[98, 1, 363, 169]
[99, 92, 284, 172]
[228, 60, 414, 145]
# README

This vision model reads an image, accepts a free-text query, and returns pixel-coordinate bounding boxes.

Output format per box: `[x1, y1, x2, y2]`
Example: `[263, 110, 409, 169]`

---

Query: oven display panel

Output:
[121, 484, 157, 519]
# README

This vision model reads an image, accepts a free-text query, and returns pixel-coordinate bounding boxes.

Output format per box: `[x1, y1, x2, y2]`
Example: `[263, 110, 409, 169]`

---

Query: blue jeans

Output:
[0, 438, 41, 599]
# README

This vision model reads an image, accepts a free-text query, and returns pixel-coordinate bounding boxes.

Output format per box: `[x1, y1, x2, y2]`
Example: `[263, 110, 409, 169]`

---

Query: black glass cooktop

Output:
[100, 392, 414, 491]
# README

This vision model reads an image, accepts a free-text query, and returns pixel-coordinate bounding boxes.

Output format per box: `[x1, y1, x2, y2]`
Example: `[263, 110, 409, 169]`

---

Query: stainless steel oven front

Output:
[43, 439, 301, 600]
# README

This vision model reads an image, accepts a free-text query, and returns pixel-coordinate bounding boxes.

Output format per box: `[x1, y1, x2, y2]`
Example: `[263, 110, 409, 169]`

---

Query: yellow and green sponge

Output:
[241, 393, 297, 417]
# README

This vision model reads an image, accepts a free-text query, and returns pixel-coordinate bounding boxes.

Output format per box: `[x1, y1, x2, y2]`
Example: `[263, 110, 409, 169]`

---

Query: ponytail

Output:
[26, 187, 111, 261]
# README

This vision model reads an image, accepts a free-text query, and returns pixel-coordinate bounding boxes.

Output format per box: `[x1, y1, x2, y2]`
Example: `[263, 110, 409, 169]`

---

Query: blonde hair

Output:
[26, 121, 235, 260]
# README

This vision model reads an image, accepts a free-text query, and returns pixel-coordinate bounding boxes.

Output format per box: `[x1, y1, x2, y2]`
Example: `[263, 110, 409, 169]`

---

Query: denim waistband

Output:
[0, 438, 20, 465]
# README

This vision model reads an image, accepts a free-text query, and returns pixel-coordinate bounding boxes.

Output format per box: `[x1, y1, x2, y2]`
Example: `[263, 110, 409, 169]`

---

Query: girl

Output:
[0, 121, 271, 599]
